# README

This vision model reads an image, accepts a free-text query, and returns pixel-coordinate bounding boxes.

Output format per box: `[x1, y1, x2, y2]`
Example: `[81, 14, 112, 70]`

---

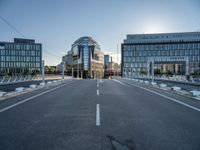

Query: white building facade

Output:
[121, 32, 200, 77]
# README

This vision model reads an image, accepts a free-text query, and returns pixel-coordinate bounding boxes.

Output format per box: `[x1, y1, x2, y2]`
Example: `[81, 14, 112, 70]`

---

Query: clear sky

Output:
[0, 0, 200, 65]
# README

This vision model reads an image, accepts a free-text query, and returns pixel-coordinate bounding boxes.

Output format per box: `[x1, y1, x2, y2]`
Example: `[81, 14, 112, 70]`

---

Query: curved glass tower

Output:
[66, 36, 104, 79]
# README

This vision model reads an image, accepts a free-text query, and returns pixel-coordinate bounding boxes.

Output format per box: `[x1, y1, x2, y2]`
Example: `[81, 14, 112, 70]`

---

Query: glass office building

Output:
[0, 38, 42, 76]
[104, 55, 113, 66]
[64, 36, 104, 78]
[121, 32, 200, 77]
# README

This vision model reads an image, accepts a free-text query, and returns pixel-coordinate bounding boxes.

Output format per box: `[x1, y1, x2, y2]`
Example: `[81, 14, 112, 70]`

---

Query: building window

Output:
[16, 44, 20, 50]
[36, 45, 40, 50]
[190, 49, 194, 56]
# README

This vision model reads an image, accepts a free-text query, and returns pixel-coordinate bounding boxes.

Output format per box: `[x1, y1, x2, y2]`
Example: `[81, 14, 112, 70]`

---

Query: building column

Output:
[147, 60, 150, 76]
[185, 57, 189, 76]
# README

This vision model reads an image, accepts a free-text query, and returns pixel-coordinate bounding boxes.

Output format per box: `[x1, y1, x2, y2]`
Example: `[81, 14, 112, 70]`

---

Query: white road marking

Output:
[97, 83, 99, 87]
[0, 81, 74, 113]
[113, 79, 200, 112]
[112, 79, 131, 87]
[97, 89, 99, 95]
[96, 104, 100, 126]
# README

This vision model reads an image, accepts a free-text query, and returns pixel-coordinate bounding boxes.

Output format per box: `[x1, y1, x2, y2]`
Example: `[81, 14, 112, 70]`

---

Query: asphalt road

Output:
[0, 79, 199, 150]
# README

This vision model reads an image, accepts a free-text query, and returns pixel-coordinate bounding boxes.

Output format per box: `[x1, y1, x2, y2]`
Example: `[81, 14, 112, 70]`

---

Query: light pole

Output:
[72, 67, 74, 78]
[117, 44, 119, 77]
[62, 63, 64, 80]
[151, 59, 154, 83]
[77, 59, 79, 78]
[42, 60, 45, 83]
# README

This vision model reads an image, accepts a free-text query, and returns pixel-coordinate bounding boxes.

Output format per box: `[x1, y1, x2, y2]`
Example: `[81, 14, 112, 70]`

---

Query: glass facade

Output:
[83, 44, 89, 71]
[65, 36, 104, 79]
[122, 32, 200, 77]
[0, 38, 42, 76]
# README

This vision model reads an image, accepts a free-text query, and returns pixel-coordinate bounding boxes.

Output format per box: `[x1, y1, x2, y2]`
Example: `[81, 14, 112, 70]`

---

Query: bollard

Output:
[53, 80, 57, 83]
[15, 87, 25, 92]
[39, 82, 45, 86]
[0, 92, 6, 97]
[171, 86, 181, 91]
[190, 90, 200, 97]
[29, 84, 37, 88]
[159, 83, 167, 88]
[47, 81, 52, 84]
[151, 82, 157, 86]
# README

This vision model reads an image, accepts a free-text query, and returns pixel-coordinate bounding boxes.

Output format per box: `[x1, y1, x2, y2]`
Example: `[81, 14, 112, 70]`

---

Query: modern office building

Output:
[103, 54, 121, 78]
[104, 54, 113, 67]
[0, 38, 42, 76]
[104, 54, 113, 72]
[63, 36, 104, 78]
[121, 32, 200, 77]
[104, 54, 113, 78]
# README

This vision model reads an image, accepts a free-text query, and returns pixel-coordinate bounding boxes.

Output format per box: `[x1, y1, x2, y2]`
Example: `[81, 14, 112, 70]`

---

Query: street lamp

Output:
[42, 60, 45, 83]
[151, 59, 155, 83]
[61, 62, 64, 80]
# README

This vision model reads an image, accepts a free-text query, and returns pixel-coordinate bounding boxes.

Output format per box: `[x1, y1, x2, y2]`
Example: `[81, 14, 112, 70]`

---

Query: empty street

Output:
[0, 79, 199, 150]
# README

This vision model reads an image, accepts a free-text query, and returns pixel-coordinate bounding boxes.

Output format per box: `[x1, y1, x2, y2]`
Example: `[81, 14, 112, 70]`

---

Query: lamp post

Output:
[62, 63, 64, 80]
[117, 44, 118, 77]
[151, 59, 154, 83]
[42, 60, 45, 83]
[77, 59, 79, 78]
[72, 67, 74, 78]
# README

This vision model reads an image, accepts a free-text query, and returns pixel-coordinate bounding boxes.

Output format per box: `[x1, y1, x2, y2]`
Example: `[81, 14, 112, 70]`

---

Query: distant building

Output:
[56, 63, 62, 72]
[63, 36, 104, 78]
[62, 51, 73, 72]
[45, 66, 57, 74]
[0, 38, 42, 76]
[104, 54, 113, 78]
[104, 54, 113, 67]
[121, 32, 200, 77]
[104, 54, 121, 78]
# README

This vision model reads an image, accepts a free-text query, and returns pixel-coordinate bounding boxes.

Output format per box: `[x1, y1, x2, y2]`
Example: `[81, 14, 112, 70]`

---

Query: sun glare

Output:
[143, 24, 166, 34]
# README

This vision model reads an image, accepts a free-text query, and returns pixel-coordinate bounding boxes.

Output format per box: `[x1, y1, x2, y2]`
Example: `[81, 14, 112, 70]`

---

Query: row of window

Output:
[0, 62, 41, 68]
[124, 62, 147, 68]
[0, 56, 41, 62]
[123, 49, 200, 57]
[0, 68, 41, 74]
[123, 63, 200, 69]
[124, 56, 200, 63]
[0, 43, 41, 50]
[124, 43, 200, 51]
[0, 50, 41, 56]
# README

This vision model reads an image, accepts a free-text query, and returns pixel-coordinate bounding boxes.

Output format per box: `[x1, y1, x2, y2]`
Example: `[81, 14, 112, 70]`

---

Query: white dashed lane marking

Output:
[96, 104, 100, 126]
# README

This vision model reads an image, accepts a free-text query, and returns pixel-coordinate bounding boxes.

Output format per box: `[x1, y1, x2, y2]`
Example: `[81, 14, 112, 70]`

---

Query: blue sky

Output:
[0, 0, 200, 65]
